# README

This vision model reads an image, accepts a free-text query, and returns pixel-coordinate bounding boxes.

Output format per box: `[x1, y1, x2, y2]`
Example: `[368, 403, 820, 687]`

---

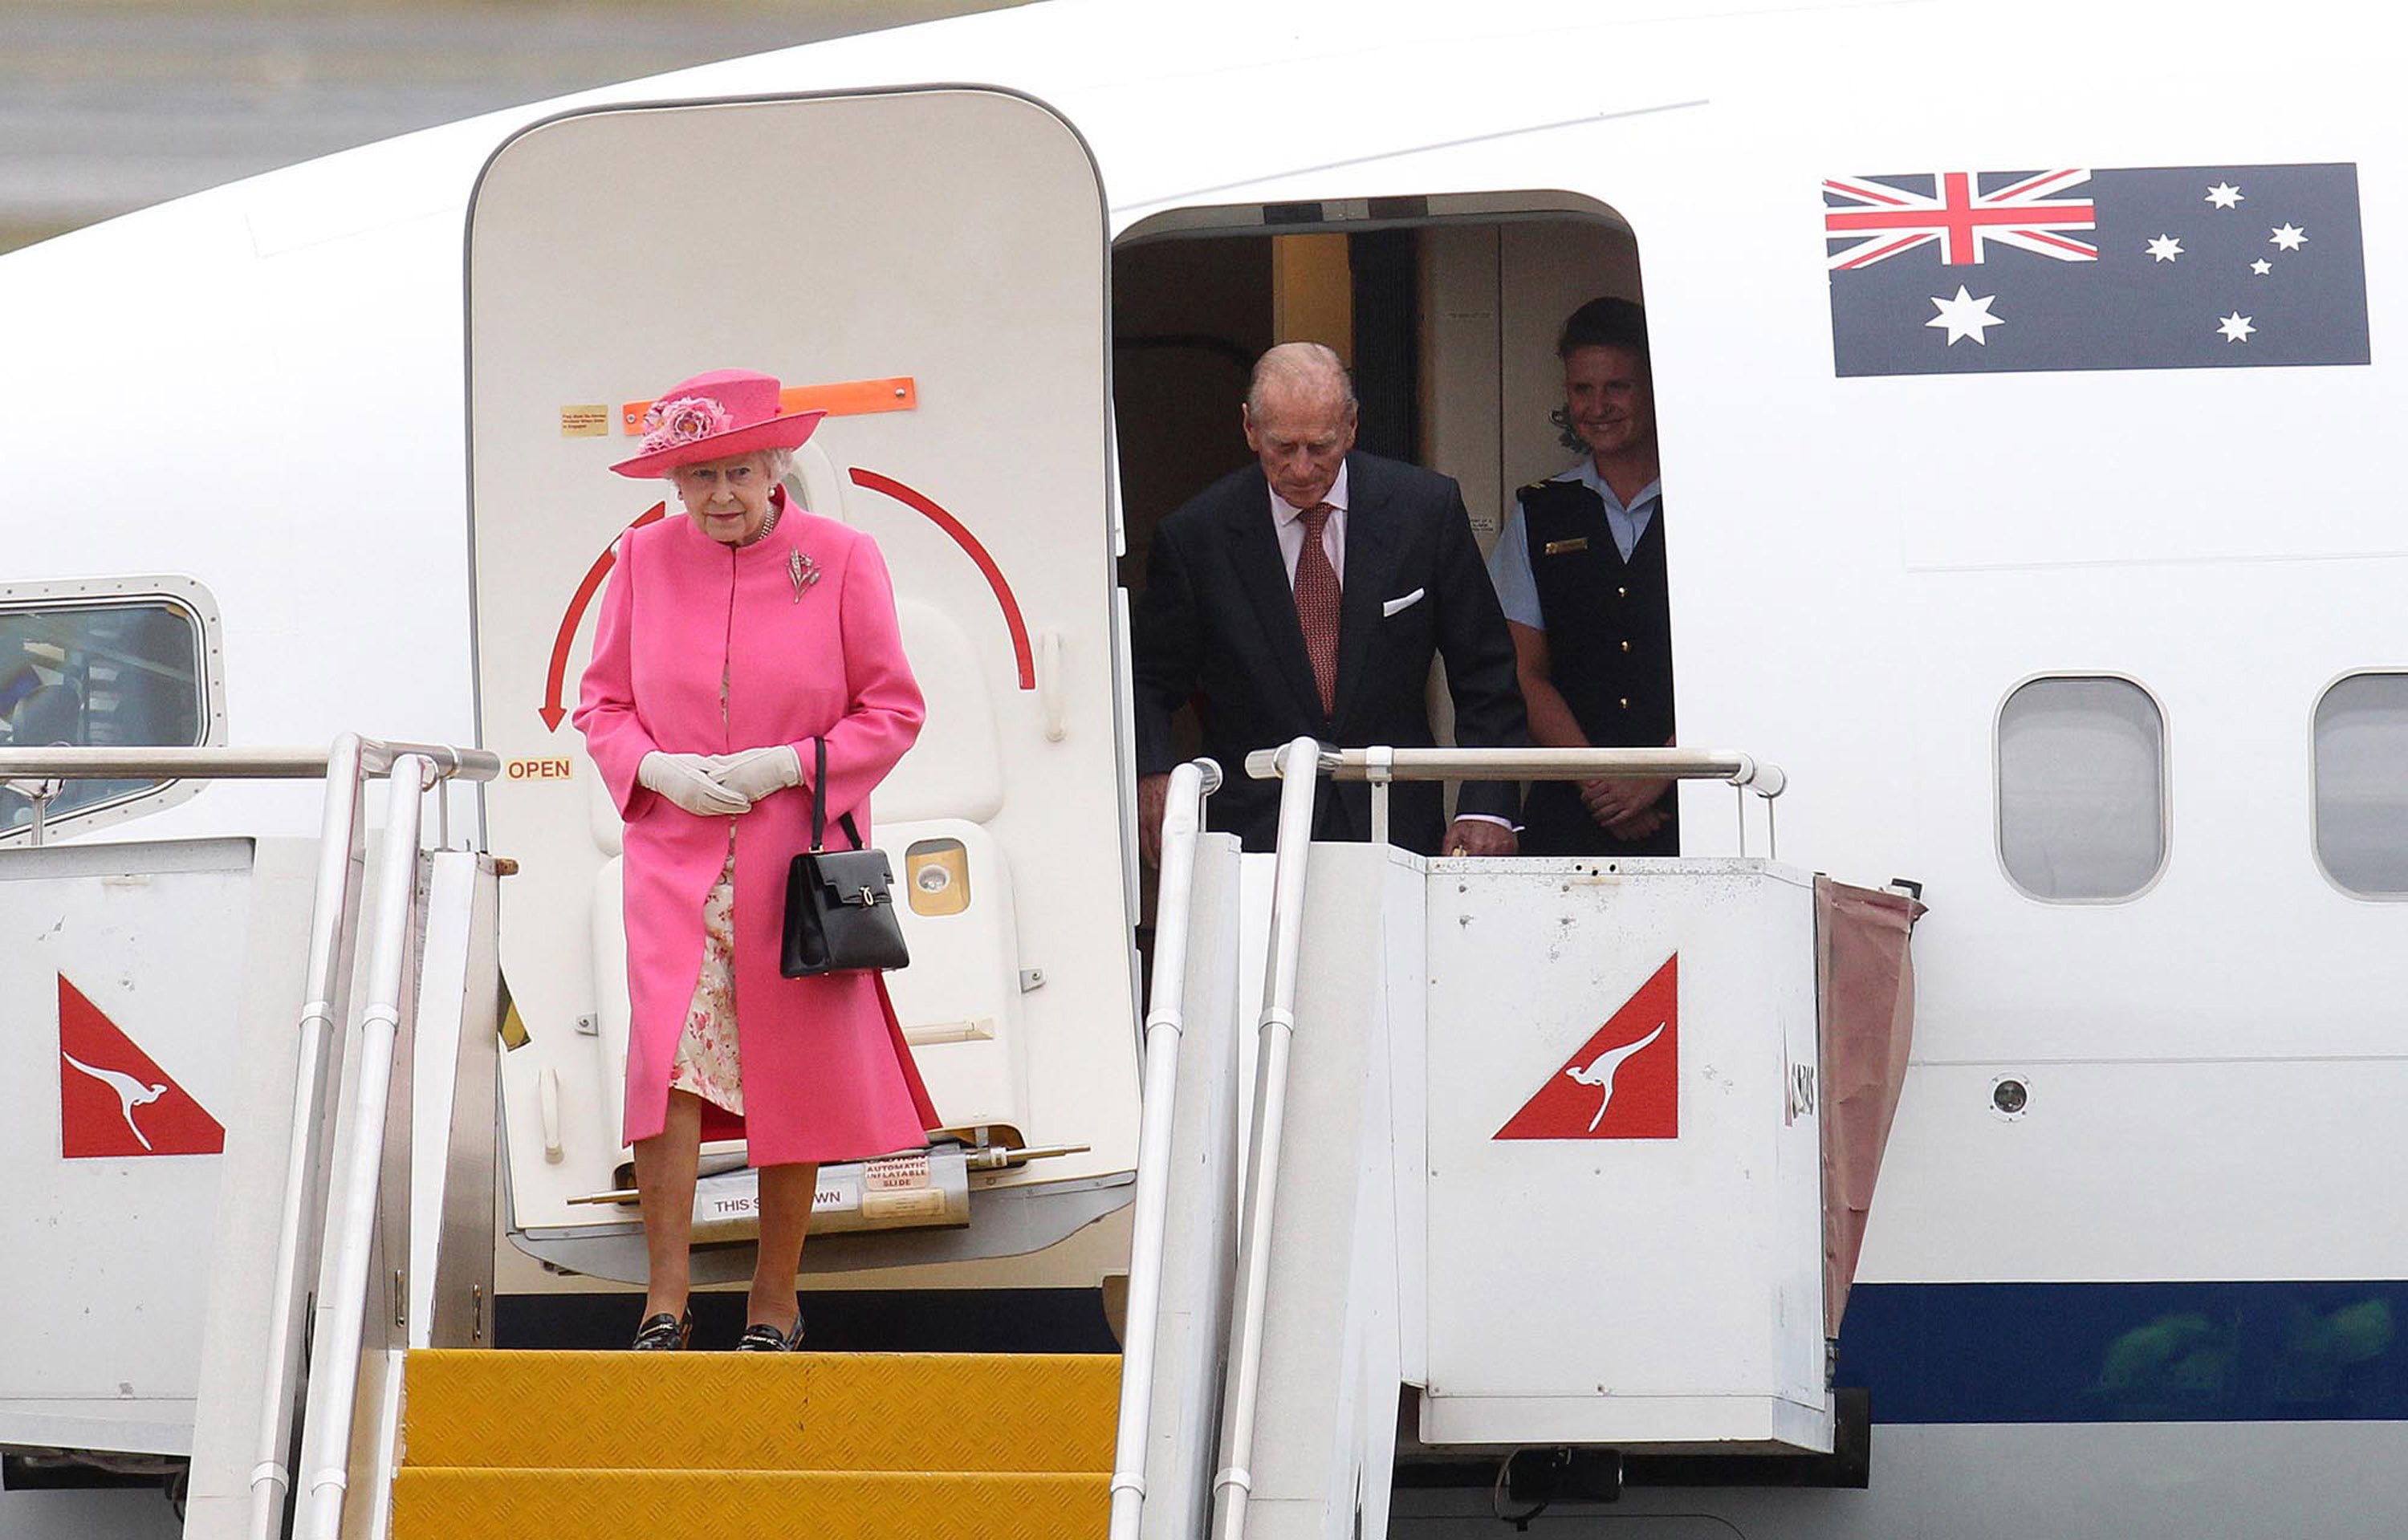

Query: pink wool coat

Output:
[575, 488, 938, 1166]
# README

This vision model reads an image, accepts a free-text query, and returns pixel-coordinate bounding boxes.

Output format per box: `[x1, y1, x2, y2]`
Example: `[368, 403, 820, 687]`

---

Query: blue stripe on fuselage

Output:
[1837, 1281, 2408, 1424]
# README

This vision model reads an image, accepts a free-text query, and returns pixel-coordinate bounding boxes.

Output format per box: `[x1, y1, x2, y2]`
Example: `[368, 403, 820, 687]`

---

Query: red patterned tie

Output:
[1293, 502, 1341, 718]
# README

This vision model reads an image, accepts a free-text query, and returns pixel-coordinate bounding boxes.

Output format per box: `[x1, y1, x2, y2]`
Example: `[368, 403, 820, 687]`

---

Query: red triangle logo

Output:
[1494, 954, 1678, 1140]
[57, 973, 225, 1159]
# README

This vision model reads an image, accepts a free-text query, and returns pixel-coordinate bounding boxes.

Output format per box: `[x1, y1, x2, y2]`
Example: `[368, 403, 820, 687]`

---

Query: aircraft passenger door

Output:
[465, 90, 1133, 1236]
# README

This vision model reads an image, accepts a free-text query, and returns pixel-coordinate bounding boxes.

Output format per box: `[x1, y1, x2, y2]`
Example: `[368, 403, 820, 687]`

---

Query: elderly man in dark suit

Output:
[1133, 343, 1527, 859]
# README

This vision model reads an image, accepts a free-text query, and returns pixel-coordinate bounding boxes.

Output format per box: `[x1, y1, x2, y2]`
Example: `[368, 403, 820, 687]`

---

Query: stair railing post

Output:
[1108, 757, 1223, 1540]
[1210, 736, 1324, 1540]
[295, 753, 436, 1540]
[245, 733, 369, 1540]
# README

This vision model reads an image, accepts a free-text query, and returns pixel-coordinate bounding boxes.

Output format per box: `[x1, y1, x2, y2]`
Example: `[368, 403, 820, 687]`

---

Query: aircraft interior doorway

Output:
[1109, 194, 1651, 885]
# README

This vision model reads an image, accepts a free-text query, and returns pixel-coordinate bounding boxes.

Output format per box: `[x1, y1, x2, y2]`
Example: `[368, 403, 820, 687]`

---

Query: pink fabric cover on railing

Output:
[1816, 876, 1926, 1339]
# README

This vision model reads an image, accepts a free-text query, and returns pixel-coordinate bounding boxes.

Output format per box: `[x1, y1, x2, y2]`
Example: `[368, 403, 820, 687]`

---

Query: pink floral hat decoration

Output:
[608, 368, 828, 478]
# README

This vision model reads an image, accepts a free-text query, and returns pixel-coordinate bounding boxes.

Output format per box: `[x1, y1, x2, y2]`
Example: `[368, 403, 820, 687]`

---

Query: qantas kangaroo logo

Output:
[1564, 1020, 1667, 1132]
[1495, 955, 1678, 1141]
[55, 973, 224, 1159]
[59, 1051, 170, 1151]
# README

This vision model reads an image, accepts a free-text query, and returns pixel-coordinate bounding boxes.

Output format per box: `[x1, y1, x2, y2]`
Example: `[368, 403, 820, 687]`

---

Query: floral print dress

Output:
[668, 834, 745, 1115]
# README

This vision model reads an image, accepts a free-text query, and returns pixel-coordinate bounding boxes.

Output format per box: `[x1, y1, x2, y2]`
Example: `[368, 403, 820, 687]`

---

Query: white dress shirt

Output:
[1268, 462, 1349, 587]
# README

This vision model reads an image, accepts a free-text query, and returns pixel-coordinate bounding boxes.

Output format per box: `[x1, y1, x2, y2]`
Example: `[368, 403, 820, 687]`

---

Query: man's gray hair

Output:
[1246, 342, 1358, 419]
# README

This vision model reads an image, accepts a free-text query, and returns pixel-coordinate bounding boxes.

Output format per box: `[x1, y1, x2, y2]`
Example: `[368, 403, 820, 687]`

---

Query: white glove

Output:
[710, 745, 803, 802]
[637, 752, 751, 816]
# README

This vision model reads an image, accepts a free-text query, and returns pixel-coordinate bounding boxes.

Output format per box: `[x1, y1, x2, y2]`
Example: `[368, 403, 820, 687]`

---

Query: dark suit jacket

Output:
[1133, 451, 1528, 853]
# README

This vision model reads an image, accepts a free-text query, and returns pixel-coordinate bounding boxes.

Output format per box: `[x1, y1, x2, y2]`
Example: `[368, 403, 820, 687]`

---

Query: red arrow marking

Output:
[540, 502, 666, 731]
[848, 468, 1035, 690]
[538, 473, 1035, 729]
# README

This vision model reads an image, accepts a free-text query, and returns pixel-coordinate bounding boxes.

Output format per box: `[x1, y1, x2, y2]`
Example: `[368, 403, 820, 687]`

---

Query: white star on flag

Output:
[2206, 182, 2244, 209]
[2270, 223, 2308, 250]
[2217, 311, 2256, 343]
[1926, 286, 2004, 345]
[2251, 258, 2273, 275]
[2146, 234, 2184, 262]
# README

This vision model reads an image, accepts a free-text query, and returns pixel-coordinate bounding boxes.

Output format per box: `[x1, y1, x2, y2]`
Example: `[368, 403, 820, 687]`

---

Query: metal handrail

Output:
[1108, 757, 1223, 1540]
[1243, 744, 1787, 857]
[297, 754, 437, 1540]
[0, 741, 500, 782]
[1241, 743, 1787, 795]
[0, 742, 500, 849]
[246, 733, 368, 1540]
[270, 742, 492, 1540]
[1211, 737, 1323, 1540]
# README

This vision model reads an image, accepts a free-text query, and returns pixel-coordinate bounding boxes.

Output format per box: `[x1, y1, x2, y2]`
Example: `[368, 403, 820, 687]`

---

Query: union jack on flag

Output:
[1824, 169, 2098, 270]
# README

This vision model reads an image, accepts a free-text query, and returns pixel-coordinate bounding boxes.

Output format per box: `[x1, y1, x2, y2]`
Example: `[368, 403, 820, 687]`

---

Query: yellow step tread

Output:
[402, 1350, 1121, 1473]
[391, 1466, 1106, 1540]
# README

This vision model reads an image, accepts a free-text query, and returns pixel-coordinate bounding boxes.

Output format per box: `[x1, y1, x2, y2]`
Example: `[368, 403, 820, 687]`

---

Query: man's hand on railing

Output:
[1444, 818, 1518, 858]
[1138, 773, 1170, 869]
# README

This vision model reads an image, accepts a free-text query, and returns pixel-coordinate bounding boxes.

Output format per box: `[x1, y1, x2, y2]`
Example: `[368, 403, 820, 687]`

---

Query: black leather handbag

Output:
[779, 737, 909, 977]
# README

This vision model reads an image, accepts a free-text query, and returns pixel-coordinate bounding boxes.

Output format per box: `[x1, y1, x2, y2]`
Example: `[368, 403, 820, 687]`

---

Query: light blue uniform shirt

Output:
[1486, 461, 1662, 630]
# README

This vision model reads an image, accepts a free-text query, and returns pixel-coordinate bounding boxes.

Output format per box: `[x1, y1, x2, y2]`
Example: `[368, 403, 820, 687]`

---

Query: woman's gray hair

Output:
[665, 445, 796, 490]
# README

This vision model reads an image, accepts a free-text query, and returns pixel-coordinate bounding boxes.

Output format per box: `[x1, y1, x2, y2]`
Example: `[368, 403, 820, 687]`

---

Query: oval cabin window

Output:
[1995, 676, 2167, 903]
[2313, 672, 2408, 898]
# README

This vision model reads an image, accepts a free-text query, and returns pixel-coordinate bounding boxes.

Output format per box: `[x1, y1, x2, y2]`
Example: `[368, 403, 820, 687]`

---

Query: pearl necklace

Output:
[734, 502, 783, 547]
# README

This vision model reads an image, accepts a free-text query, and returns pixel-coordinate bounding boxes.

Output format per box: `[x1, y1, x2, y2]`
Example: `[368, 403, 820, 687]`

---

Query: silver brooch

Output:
[788, 549, 820, 603]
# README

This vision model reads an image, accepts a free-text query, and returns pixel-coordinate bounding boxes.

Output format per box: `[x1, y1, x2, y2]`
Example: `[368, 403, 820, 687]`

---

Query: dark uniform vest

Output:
[1516, 476, 1678, 856]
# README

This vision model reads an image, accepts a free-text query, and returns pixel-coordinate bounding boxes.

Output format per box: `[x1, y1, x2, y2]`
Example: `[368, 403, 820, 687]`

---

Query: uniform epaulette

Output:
[1520, 477, 1594, 506]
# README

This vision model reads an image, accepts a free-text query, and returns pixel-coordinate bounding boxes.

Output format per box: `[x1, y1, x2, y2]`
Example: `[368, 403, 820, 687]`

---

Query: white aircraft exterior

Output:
[3, 2, 2404, 1535]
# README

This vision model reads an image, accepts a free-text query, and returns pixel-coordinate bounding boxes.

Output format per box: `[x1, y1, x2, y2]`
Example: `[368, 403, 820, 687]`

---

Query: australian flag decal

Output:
[1825, 165, 2371, 376]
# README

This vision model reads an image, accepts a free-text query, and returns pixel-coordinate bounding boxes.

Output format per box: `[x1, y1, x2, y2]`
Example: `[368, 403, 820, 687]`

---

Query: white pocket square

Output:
[1381, 587, 1426, 618]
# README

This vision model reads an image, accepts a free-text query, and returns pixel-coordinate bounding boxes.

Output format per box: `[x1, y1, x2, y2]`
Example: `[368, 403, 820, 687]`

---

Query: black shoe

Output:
[631, 1307, 694, 1351]
[734, 1317, 804, 1352]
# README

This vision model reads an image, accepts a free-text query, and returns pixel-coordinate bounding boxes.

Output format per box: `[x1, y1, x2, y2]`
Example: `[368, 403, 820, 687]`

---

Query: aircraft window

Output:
[2312, 672, 2408, 898]
[1995, 676, 2167, 902]
[0, 585, 217, 839]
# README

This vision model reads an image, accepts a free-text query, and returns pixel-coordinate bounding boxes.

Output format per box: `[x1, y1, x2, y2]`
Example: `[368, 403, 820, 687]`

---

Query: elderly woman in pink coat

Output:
[575, 368, 937, 1352]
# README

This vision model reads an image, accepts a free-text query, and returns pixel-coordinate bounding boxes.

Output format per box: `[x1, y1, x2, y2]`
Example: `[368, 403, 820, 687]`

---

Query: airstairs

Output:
[1131, 742, 1918, 1535]
[0, 734, 1918, 1539]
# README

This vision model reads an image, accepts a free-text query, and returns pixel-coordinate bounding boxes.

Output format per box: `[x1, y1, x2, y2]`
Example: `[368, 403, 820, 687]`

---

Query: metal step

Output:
[400, 1349, 1119, 1473]
[393, 1347, 1118, 1538]
[391, 1467, 1106, 1539]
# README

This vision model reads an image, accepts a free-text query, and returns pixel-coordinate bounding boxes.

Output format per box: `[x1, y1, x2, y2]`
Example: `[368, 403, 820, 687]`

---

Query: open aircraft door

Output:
[464, 89, 1136, 1275]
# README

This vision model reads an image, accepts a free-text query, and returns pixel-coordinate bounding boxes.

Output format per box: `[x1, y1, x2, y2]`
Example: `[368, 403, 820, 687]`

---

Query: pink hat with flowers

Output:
[609, 368, 828, 478]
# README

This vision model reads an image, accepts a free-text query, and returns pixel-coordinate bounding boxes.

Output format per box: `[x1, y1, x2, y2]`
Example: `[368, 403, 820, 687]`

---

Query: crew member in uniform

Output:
[1487, 298, 1677, 856]
[1133, 342, 1528, 859]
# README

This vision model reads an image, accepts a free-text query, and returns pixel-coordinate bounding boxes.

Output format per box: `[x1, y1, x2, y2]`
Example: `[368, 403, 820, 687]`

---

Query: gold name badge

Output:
[1543, 537, 1591, 555]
